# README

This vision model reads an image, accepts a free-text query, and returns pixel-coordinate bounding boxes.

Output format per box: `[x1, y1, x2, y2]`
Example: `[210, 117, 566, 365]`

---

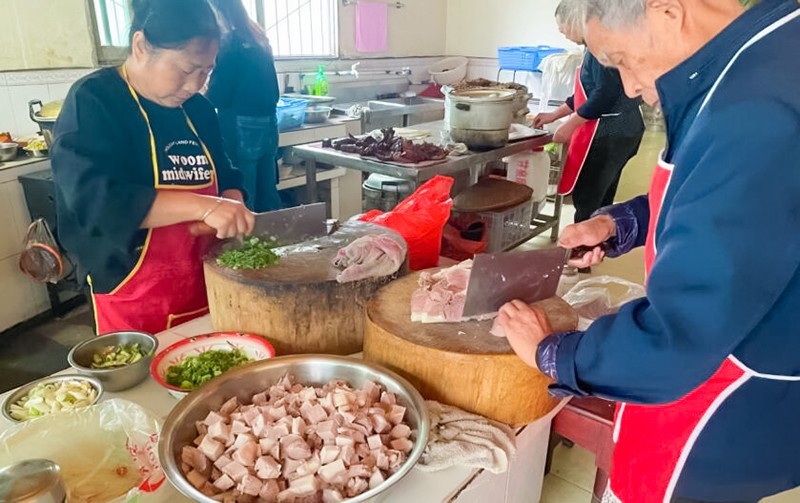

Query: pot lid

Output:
[0, 459, 65, 503]
[449, 89, 516, 103]
[363, 173, 413, 194]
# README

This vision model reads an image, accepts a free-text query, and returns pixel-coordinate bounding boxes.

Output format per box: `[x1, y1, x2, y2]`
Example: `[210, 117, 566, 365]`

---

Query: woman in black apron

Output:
[52, 0, 254, 335]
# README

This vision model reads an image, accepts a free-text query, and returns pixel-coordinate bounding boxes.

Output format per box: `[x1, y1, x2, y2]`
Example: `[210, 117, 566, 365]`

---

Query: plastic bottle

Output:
[314, 65, 329, 96]
[504, 148, 551, 213]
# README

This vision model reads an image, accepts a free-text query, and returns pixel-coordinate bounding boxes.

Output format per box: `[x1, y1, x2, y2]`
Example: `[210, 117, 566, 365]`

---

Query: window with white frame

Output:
[91, 0, 338, 62]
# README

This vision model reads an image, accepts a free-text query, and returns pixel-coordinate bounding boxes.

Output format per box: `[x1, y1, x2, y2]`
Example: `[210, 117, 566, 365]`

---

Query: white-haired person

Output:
[497, 0, 800, 501]
[534, 0, 644, 245]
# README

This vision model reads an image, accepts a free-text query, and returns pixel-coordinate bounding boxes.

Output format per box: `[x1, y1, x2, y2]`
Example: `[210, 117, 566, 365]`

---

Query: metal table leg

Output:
[305, 158, 318, 203]
[551, 194, 564, 242]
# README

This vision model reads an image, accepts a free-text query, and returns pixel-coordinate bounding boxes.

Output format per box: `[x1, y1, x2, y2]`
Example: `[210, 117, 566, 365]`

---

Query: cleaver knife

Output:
[460, 247, 570, 318]
[190, 202, 328, 244]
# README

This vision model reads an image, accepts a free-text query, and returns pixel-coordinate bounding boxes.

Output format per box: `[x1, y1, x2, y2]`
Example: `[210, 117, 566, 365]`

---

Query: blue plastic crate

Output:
[497, 46, 566, 72]
[276, 98, 309, 131]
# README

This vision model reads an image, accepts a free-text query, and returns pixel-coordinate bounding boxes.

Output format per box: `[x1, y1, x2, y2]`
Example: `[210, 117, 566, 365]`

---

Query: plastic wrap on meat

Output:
[332, 234, 406, 284]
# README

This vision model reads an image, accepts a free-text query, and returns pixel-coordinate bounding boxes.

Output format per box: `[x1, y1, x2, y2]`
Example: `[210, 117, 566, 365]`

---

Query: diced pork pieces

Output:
[333, 234, 406, 284]
[180, 374, 415, 502]
[410, 259, 473, 323]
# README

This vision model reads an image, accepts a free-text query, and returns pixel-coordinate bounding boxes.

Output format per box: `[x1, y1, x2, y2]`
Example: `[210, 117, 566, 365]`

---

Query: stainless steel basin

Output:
[375, 97, 443, 107]
[331, 97, 444, 130]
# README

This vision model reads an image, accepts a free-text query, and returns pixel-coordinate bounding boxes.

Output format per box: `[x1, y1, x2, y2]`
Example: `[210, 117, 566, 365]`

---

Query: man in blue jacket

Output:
[494, 1, 800, 501]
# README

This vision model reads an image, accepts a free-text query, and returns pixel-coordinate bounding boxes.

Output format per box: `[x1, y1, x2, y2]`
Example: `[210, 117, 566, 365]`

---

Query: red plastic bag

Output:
[359, 175, 454, 270]
[441, 222, 488, 262]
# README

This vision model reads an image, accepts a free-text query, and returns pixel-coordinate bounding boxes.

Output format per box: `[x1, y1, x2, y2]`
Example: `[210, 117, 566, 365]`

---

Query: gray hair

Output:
[555, 0, 589, 39]
[584, 0, 647, 30]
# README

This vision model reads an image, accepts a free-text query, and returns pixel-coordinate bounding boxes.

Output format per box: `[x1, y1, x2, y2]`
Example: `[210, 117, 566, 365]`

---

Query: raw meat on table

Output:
[333, 234, 406, 284]
[410, 259, 475, 323]
[180, 374, 415, 502]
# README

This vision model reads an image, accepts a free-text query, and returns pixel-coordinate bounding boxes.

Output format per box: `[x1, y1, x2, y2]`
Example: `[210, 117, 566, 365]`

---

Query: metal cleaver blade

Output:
[460, 247, 569, 318]
[252, 202, 328, 244]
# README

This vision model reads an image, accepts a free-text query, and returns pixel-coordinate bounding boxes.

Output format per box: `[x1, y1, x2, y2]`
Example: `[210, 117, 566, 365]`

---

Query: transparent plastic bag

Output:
[19, 218, 63, 283]
[0, 399, 171, 502]
[562, 276, 646, 330]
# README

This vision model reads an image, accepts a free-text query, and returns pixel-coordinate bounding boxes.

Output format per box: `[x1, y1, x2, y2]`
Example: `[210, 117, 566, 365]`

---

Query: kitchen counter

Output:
[0, 314, 565, 502]
[0, 155, 49, 182]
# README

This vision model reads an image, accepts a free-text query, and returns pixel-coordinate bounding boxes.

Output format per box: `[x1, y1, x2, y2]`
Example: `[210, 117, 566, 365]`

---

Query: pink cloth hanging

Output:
[356, 2, 389, 53]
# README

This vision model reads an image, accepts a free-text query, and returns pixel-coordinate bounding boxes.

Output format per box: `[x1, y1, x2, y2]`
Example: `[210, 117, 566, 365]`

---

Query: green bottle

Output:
[314, 65, 329, 96]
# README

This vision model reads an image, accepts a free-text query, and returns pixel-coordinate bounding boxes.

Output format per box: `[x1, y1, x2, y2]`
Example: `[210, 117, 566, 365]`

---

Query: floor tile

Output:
[540, 473, 592, 503]
[549, 443, 597, 492]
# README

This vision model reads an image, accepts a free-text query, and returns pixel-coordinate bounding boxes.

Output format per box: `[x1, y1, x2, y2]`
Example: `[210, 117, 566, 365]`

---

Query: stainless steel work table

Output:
[291, 122, 564, 244]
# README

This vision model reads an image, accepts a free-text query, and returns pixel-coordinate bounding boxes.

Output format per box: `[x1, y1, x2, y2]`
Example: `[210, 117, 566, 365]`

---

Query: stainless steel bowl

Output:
[2, 374, 104, 423]
[305, 105, 332, 124]
[159, 355, 429, 503]
[67, 331, 158, 392]
[0, 143, 19, 162]
[0, 459, 66, 503]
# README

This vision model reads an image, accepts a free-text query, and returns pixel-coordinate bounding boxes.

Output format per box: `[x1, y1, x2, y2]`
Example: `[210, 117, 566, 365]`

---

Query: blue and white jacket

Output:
[537, 0, 800, 499]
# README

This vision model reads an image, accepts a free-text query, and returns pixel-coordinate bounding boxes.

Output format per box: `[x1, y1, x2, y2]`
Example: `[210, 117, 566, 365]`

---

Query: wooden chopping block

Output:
[205, 221, 408, 356]
[363, 270, 578, 426]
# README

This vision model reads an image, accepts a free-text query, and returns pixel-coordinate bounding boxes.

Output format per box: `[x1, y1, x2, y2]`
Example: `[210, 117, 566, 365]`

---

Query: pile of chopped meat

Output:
[322, 128, 448, 164]
[410, 260, 473, 323]
[180, 375, 414, 502]
[333, 235, 405, 284]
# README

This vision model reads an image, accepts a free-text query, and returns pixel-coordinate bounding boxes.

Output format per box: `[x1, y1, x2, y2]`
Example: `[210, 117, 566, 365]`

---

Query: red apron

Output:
[557, 66, 600, 195]
[90, 67, 218, 335]
[603, 155, 746, 503]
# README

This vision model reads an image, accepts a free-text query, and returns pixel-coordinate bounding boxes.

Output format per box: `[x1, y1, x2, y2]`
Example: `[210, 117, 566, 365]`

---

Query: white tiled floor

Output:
[534, 131, 800, 502]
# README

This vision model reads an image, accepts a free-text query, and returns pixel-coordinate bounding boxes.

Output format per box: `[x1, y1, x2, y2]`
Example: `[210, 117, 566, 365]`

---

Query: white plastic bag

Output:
[562, 276, 646, 330]
[0, 399, 170, 502]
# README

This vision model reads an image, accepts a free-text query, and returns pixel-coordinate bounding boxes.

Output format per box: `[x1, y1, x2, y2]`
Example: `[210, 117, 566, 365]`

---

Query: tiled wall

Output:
[0, 69, 93, 137]
[0, 56, 444, 138]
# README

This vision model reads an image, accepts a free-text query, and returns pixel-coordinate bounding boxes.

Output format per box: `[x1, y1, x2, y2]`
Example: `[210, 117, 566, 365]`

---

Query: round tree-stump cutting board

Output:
[205, 221, 407, 356]
[363, 270, 578, 426]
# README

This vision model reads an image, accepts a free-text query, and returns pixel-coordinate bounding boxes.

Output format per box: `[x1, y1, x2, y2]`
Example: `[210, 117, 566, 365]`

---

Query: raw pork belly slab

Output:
[411, 260, 480, 323]
[333, 234, 406, 284]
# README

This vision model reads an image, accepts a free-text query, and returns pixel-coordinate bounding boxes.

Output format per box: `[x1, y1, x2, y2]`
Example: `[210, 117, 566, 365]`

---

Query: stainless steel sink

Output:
[374, 97, 443, 107]
[331, 97, 444, 130]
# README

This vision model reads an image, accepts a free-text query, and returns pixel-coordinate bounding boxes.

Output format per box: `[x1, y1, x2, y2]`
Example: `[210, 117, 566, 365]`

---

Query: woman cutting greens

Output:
[52, 0, 254, 335]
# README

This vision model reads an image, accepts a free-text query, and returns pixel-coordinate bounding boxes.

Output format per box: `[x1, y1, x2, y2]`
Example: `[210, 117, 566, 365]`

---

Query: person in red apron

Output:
[496, 0, 800, 501]
[533, 2, 644, 226]
[52, 0, 254, 335]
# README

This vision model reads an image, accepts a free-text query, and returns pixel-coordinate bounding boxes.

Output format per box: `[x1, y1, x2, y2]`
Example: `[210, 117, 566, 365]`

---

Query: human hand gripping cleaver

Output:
[189, 202, 328, 244]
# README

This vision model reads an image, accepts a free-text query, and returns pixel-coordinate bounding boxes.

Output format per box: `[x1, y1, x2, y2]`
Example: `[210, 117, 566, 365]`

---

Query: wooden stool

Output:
[547, 397, 616, 502]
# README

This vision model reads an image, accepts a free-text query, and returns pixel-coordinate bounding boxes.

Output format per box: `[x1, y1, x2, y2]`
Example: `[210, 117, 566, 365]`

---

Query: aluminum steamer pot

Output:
[445, 88, 516, 150]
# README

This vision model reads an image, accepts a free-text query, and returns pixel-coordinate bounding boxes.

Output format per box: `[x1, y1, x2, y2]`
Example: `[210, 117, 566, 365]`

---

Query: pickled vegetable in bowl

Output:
[6, 377, 101, 422]
[91, 343, 149, 369]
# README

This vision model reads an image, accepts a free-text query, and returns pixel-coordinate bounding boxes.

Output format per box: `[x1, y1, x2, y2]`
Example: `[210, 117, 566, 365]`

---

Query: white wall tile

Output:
[0, 86, 14, 135]
[8, 84, 51, 137]
[48, 82, 74, 101]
